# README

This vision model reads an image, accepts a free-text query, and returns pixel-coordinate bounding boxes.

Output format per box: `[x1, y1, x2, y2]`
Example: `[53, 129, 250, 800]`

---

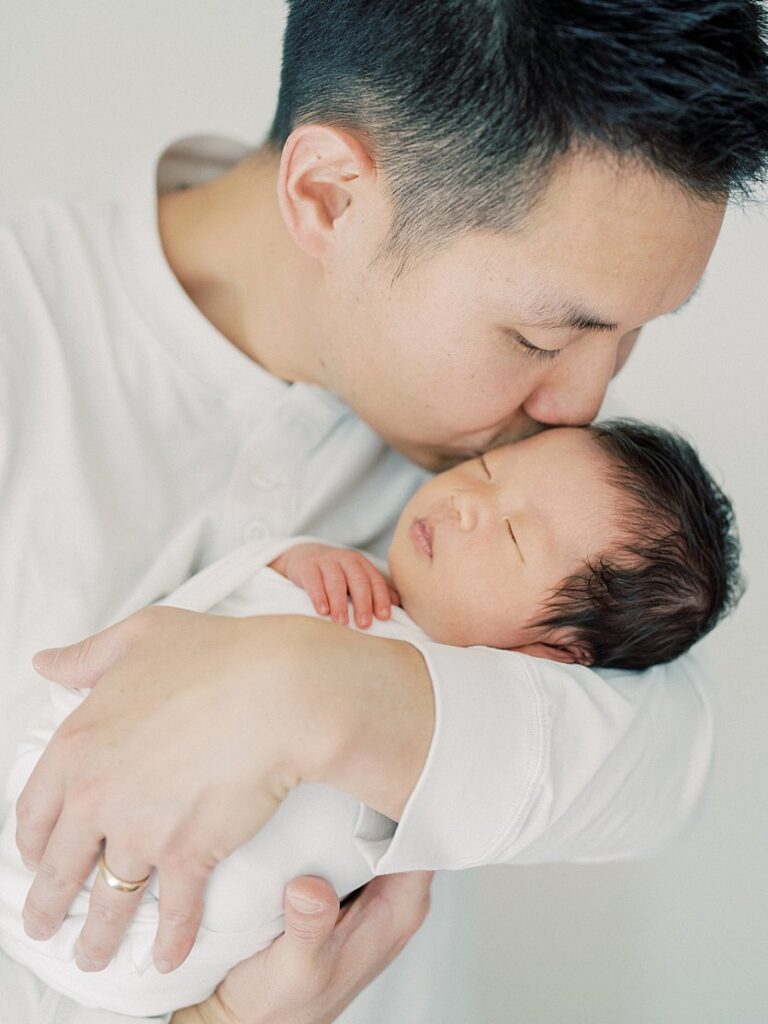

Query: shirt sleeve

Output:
[352, 643, 714, 871]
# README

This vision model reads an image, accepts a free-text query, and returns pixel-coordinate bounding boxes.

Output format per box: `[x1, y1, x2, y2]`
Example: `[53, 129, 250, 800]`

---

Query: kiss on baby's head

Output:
[388, 419, 743, 670]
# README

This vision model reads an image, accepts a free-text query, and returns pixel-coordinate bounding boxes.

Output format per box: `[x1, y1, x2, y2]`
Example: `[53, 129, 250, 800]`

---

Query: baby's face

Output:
[388, 427, 623, 656]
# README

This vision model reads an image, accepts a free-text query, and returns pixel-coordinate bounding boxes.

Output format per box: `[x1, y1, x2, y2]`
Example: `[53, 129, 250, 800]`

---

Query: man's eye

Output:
[510, 331, 561, 363]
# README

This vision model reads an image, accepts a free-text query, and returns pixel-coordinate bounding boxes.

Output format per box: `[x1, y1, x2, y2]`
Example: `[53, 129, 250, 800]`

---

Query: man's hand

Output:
[16, 608, 434, 975]
[270, 543, 400, 628]
[17, 608, 307, 974]
[174, 872, 433, 1024]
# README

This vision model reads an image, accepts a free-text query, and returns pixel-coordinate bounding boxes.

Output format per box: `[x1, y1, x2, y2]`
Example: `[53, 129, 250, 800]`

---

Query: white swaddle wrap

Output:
[0, 538, 429, 1016]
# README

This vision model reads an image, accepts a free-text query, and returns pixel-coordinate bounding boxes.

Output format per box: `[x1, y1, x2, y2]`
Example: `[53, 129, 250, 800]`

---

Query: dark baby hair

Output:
[269, 0, 768, 263]
[534, 420, 744, 670]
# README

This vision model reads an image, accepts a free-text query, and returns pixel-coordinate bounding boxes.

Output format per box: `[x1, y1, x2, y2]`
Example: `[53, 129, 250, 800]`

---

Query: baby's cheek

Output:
[411, 594, 475, 646]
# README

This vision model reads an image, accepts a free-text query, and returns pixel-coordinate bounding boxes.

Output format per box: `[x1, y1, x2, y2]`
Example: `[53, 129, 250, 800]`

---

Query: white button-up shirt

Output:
[0, 135, 713, 1023]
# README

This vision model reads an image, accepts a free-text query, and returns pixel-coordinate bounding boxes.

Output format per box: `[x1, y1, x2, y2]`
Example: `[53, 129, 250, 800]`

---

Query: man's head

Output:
[265, 1, 767, 467]
[387, 420, 743, 669]
[272, 0, 767, 262]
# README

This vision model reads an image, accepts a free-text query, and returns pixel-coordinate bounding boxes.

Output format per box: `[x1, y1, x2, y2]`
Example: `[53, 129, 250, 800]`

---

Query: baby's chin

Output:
[397, 596, 517, 649]
[393, 588, 450, 642]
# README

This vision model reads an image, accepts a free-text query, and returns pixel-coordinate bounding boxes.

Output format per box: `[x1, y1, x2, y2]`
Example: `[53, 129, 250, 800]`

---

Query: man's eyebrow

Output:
[523, 276, 705, 333]
[525, 300, 618, 333]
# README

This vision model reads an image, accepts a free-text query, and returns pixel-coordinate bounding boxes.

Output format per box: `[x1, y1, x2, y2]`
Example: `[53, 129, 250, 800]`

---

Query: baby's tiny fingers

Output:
[388, 586, 401, 607]
[368, 571, 393, 620]
[299, 564, 331, 616]
[321, 562, 350, 625]
[344, 561, 375, 628]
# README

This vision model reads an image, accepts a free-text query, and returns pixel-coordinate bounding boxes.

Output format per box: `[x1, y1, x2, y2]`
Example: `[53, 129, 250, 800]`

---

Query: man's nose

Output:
[521, 334, 620, 428]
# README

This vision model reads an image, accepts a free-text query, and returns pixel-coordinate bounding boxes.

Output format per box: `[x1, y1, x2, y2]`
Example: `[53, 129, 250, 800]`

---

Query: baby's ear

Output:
[511, 641, 592, 666]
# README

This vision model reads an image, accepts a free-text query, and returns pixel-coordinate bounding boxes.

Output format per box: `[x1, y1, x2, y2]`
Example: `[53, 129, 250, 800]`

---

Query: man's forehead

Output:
[487, 154, 723, 326]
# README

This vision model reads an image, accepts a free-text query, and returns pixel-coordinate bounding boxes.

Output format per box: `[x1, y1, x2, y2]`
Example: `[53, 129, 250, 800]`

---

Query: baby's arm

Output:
[269, 543, 400, 628]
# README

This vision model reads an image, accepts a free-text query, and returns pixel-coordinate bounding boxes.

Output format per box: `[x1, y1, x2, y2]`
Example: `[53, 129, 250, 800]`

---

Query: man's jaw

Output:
[393, 423, 548, 472]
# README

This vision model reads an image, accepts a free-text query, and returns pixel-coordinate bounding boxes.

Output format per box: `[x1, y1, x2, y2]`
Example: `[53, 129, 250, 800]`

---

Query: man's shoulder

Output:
[0, 193, 114, 365]
[157, 133, 251, 192]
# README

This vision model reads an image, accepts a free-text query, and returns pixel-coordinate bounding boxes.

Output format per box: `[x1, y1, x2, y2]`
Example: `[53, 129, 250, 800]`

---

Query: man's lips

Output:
[409, 518, 433, 558]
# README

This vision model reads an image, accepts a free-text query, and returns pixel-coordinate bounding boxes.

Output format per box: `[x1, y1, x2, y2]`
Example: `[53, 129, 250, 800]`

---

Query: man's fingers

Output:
[283, 875, 340, 951]
[212, 873, 432, 1024]
[151, 870, 206, 973]
[334, 870, 433, 954]
[22, 815, 104, 942]
[75, 847, 153, 971]
[15, 756, 65, 870]
[32, 614, 141, 689]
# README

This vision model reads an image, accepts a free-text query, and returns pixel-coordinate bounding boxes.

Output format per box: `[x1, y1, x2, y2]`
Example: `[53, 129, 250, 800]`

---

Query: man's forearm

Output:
[167, 617, 434, 1024]
[21, 608, 435, 997]
[261, 615, 435, 821]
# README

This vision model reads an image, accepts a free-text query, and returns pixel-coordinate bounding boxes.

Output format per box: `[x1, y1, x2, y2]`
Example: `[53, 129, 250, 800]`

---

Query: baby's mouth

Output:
[409, 518, 433, 559]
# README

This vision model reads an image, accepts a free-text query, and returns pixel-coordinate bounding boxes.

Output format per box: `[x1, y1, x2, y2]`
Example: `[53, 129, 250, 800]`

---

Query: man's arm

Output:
[16, 609, 433, 975]
[17, 605, 712, 971]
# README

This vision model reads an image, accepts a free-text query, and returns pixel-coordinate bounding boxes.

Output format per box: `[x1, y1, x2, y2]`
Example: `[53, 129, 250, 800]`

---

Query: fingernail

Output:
[287, 892, 323, 914]
[31, 651, 48, 671]
[155, 959, 175, 974]
[24, 918, 50, 940]
[318, 602, 329, 614]
[76, 954, 105, 972]
[22, 858, 38, 872]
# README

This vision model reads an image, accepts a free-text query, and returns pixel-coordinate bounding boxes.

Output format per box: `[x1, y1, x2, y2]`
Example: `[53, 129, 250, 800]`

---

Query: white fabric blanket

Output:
[0, 538, 427, 1017]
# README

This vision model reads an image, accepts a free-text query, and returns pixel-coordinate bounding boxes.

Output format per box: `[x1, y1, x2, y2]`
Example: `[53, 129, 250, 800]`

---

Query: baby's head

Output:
[388, 420, 743, 669]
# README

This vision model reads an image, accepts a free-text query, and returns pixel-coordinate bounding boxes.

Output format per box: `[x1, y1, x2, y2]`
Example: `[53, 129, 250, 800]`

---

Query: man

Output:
[3, 1, 767, 1022]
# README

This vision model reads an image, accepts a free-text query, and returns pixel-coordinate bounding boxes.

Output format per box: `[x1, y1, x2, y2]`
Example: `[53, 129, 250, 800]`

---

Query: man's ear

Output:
[511, 641, 592, 666]
[277, 124, 376, 261]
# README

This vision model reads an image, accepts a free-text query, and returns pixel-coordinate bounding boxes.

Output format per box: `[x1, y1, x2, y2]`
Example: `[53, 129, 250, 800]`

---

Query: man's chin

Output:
[372, 411, 549, 469]
[388, 443, 478, 473]
[391, 430, 545, 472]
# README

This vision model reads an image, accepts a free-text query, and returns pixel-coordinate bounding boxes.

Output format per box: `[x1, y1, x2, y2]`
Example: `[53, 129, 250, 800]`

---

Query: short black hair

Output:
[269, 0, 768, 263]
[533, 420, 744, 670]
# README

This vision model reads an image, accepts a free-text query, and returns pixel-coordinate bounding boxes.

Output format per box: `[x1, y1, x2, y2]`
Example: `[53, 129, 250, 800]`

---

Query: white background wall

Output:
[1, 3, 766, 1021]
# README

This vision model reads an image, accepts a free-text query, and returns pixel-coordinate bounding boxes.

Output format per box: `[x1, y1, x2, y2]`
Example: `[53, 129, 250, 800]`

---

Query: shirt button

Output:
[250, 467, 275, 489]
[243, 520, 270, 542]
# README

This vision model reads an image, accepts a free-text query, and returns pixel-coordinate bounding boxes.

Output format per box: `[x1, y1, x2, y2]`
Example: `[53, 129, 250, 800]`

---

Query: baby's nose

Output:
[452, 491, 479, 532]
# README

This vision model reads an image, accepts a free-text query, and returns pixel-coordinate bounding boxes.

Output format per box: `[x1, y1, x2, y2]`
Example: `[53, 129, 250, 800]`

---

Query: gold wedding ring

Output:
[97, 853, 151, 894]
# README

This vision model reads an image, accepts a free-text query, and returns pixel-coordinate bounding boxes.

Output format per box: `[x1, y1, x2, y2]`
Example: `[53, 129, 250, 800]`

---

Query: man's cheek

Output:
[613, 328, 642, 376]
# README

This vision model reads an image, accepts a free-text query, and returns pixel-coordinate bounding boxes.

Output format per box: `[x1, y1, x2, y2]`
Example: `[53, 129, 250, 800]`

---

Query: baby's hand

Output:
[269, 543, 400, 628]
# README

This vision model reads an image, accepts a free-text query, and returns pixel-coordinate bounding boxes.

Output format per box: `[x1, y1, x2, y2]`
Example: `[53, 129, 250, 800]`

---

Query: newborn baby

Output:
[0, 420, 741, 1015]
[275, 418, 741, 670]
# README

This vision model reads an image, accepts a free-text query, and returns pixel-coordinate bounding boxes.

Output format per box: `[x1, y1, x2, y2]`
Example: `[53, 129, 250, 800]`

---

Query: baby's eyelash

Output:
[510, 332, 561, 363]
[504, 517, 524, 561]
[480, 456, 524, 558]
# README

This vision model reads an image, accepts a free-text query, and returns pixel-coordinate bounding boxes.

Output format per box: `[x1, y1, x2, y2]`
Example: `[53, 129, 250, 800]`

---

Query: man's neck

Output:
[157, 148, 325, 386]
